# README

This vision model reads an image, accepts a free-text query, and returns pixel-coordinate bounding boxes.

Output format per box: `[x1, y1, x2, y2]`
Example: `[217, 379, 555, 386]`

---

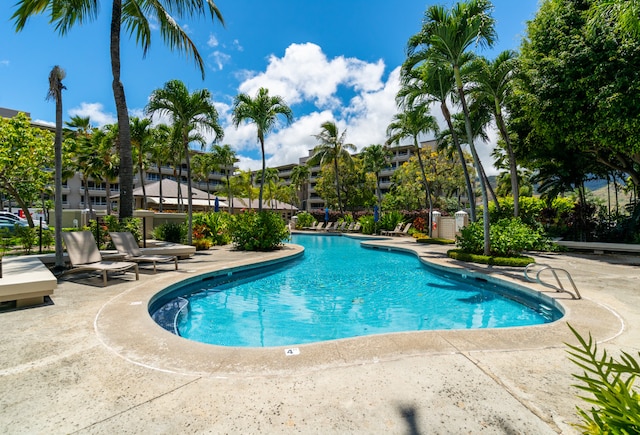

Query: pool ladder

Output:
[524, 263, 582, 300]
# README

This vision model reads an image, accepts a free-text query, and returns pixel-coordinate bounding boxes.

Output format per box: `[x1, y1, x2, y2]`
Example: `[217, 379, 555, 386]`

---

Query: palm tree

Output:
[290, 164, 310, 211]
[232, 170, 257, 210]
[309, 121, 355, 215]
[130, 117, 153, 209]
[386, 105, 439, 236]
[470, 51, 520, 216]
[260, 168, 280, 209]
[399, 62, 477, 221]
[361, 144, 391, 214]
[45, 65, 66, 271]
[92, 125, 120, 215]
[149, 124, 173, 212]
[211, 144, 237, 212]
[232, 88, 293, 213]
[12, 0, 225, 219]
[407, 0, 496, 255]
[146, 80, 224, 245]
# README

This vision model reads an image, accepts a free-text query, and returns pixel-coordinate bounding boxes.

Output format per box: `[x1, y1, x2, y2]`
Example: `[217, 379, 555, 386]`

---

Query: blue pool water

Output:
[150, 234, 562, 347]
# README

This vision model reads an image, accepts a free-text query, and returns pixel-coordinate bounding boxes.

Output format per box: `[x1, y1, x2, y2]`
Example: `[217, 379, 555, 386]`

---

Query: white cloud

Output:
[207, 34, 219, 47]
[208, 50, 231, 71]
[68, 102, 116, 127]
[32, 119, 55, 128]
[238, 43, 385, 110]
[0, 60, 9, 67]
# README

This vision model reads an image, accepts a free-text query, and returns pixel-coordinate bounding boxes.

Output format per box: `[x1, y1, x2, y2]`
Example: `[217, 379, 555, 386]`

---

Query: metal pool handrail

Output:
[524, 263, 582, 300]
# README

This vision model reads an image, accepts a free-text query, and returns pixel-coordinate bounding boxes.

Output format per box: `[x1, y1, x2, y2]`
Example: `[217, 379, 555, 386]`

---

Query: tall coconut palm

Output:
[399, 62, 477, 221]
[407, 0, 496, 255]
[386, 105, 439, 236]
[361, 144, 391, 214]
[309, 121, 355, 215]
[92, 125, 120, 215]
[290, 164, 310, 211]
[211, 144, 237, 211]
[146, 80, 224, 245]
[12, 0, 224, 219]
[45, 65, 66, 271]
[149, 124, 173, 212]
[470, 51, 520, 216]
[232, 88, 293, 213]
[130, 117, 153, 209]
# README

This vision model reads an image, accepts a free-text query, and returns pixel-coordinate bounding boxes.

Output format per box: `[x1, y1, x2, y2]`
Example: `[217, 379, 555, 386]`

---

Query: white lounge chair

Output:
[390, 223, 412, 236]
[109, 232, 178, 273]
[62, 231, 139, 286]
[381, 223, 402, 236]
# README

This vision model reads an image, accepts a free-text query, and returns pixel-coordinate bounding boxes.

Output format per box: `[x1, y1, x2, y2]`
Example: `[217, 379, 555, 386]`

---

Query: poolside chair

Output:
[61, 231, 139, 286]
[381, 223, 402, 236]
[348, 222, 361, 233]
[109, 232, 178, 273]
[312, 222, 325, 231]
[303, 221, 318, 231]
[344, 222, 355, 232]
[329, 222, 347, 232]
[390, 223, 412, 236]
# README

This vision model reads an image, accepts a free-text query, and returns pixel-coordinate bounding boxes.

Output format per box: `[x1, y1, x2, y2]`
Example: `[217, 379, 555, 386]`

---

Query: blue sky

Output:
[1, 0, 540, 173]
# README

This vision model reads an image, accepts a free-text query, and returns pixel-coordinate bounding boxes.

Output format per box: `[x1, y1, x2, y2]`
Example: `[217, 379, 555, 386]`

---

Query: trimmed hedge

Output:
[447, 249, 535, 267]
[416, 237, 455, 245]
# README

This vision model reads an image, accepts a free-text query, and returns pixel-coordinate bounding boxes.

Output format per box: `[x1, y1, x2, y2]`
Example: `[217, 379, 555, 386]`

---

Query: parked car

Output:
[0, 216, 30, 233]
[0, 211, 48, 229]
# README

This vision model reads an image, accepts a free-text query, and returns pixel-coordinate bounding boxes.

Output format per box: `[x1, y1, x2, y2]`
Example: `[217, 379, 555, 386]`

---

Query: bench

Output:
[0, 256, 57, 307]
[555, 241, 640, 255]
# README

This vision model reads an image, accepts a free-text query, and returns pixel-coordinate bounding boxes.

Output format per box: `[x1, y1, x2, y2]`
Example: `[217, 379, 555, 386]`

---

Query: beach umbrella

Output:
[374, 205, 379, 222]
[324, 207, 329, 223]
[214, 196, 220, 212]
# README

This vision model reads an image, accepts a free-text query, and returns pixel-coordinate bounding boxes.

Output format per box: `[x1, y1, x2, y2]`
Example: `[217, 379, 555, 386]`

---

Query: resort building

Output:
[2, 106, 433, 215]
[267, 141, 436, 211]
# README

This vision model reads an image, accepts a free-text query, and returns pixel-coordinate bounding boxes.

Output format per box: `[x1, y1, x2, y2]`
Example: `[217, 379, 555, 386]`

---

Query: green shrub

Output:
[447, 249, 535, 267]
[379, 210, 404, 231]
[15, 226, 37, 254]
[89, 216, 142, 248]
[456, 218, 548, 257]
[228, 211, 290, 251]
[192, 211, 231, 246]
[153, 222, 186, 243]
[566, 324, 640, 433]
[358, 215, 378, 235]
[295, 211, 316, 229]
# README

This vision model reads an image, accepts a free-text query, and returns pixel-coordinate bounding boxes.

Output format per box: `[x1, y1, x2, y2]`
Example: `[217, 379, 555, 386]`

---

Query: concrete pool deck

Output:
[1, 235, 639, 434]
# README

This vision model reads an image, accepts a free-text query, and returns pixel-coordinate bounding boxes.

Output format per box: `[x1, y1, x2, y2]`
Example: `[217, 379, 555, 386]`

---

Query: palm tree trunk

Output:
[139, 159, 147, 209]
[495, 108, 519, 217]
[333, 158, 344, 215]
[258, 139, 265, 213]
[110, 0, 134, 218]
[455, 67, 490, 255]
[158, 162, 164, 212]
[53, 83, 64, 269]
[414, 138, 434, 237]
[441, 101, 476, 221]
[184, 140, 193, 245]
[106, 180, 112, 215]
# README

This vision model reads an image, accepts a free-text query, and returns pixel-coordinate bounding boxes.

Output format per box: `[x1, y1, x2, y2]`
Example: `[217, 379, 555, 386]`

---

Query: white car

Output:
[0, 211, 49, 229]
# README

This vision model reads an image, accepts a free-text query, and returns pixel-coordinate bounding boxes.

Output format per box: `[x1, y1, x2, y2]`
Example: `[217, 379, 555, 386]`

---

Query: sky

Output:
[0, 0, 541, 175]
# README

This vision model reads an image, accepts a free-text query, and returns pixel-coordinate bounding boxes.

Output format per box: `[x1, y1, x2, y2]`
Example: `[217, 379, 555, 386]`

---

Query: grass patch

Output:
[416, 237, 455, 245]
[447, 249, 535, 267]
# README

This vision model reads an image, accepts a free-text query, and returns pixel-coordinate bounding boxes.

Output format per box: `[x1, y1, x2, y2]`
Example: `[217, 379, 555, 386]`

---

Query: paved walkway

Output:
[0, 235, 638, 434]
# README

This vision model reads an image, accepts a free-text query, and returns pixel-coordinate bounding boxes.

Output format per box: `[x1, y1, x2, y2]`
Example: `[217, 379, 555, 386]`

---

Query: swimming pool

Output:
[150, 234, 563, 347]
